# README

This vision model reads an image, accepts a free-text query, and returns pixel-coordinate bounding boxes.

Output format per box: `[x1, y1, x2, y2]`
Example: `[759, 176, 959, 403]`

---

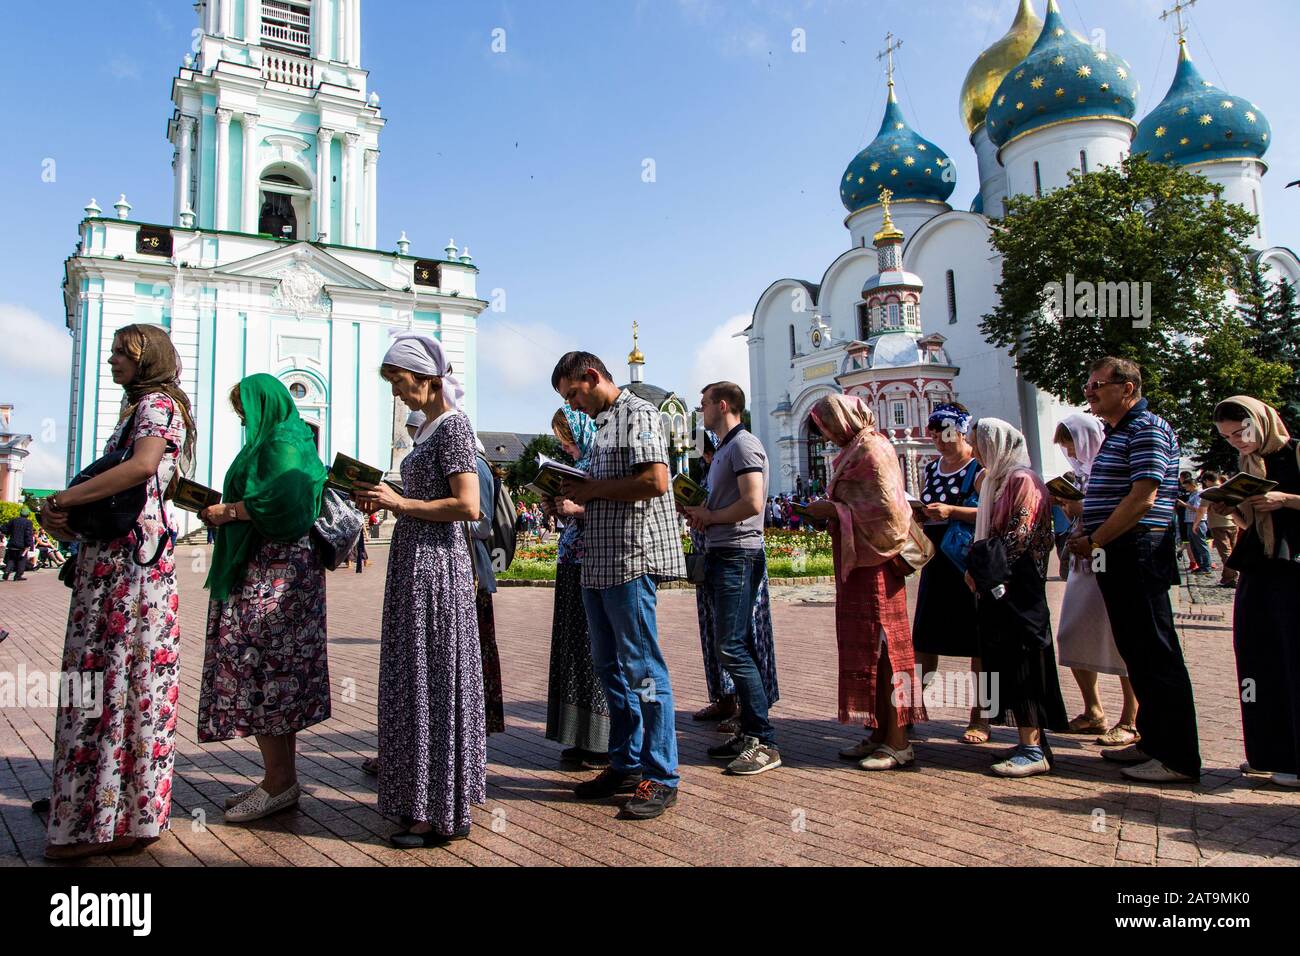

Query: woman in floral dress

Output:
[353, 332, 485, 849]
[38, 324, 195, 861]
[198, 374, 331, 824]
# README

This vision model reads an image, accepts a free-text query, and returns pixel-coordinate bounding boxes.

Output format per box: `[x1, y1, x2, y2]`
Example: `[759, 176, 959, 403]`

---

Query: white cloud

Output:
[108, 57, 141, 81]
[0, 304, 72, 379]
[687, 314, 752, 405]
[477, 318, 575, 393]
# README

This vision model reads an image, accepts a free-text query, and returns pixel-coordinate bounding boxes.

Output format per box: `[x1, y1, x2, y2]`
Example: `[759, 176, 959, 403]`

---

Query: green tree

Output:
[504, 434, 568, 493]
[980, 153, 1289, 453]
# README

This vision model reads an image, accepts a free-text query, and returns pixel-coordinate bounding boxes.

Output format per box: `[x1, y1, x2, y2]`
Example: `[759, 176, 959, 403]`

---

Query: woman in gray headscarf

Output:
[352, 332, 486, 848]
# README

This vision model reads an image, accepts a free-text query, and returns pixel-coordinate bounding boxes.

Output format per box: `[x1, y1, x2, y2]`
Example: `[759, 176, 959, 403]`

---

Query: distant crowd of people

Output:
[21, 328, 1300, 861]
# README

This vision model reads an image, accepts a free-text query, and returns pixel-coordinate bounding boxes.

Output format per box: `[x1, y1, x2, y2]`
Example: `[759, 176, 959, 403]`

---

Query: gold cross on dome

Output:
[1160, 0, 1197, 42]
[876, 32, 903, 88]
[878, 187, 895, 220]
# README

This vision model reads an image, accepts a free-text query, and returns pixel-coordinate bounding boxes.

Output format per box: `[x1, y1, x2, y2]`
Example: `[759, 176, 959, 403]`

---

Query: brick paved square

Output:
[1, 547, 1297, 867]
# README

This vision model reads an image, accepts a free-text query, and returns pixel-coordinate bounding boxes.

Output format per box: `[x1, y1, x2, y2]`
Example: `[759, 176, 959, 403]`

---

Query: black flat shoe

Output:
[559, 747, 585, 764]
[389, 826, 470, 849]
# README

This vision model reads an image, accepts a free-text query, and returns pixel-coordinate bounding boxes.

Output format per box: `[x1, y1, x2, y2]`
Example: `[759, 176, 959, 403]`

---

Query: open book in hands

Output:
[672, 473, 707, 508]
[173, 477, 222, 513]
[529, 453, 587, 498]
[326, 453, 385, 494]
[1199, 473, 1279, 507]
[1045, 475, 1085, 502]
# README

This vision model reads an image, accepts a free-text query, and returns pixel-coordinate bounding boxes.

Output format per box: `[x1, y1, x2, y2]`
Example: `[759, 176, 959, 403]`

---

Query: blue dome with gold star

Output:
[1133, 40, 1270, 167]
[986, 0, 1140, 150]
[841, 84, 956, 213]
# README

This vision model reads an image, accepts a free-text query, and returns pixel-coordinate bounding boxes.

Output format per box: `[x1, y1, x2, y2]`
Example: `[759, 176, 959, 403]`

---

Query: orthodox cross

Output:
[1159, 0, 1197, 41]
[877, 32, 903, 88]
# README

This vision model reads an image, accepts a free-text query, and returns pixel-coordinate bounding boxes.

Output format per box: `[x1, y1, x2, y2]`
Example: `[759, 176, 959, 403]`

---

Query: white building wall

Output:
[1001, 118, 1133, 203]
[1190, 160, 1269, 249]
[846, 200, 950, 251]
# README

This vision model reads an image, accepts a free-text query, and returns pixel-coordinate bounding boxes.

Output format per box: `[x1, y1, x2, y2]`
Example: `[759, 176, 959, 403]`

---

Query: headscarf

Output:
[115, 323, 197, 490]
[927, 403, 972, 436]
[382, 332, 464, 412]
[561, 404, 598, 471]
[1057, 412, 1107, 483]
[205, 374, 329, 601]
[972, 417, 1033, 542]
[809, 393, 910, 579]
[1214, 395, 1298, 556]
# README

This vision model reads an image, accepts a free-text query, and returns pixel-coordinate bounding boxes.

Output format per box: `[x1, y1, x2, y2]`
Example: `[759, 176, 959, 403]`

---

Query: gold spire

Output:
[874, 187, 905, 243]
[628, 320, 645, 365]
[959, 0, 1043, 133]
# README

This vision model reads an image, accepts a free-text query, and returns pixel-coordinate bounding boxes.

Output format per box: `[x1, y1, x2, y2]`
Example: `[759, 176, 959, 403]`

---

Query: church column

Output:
[337, 0, 349, 67]
[315, 127, 334, 241]
[220, 0, 233, 37]
[245, 0, 262, 44]
[241, 113, 260, 234]
[313, 0, 331, 59]
[174, 116, 196, 224]
[342, 133, 359, 245]
[363, 149, 378, 248]
[215, 108, 233, 231]
[351, 0, 362, 66]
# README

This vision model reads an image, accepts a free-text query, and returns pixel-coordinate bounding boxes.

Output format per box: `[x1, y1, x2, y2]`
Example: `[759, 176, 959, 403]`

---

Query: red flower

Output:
[151, 648, 177, 667]
[138, 794, 149, 809]
[166, 684, 179, 703]
[168, 593, 179, 611]
[152, 742, 171, 760]
[107, 611, 127, 635]
[93, 561, 111, 577]
[138, 697, 152, 713]
[112, 580, 131, 600]
[158, 777, 172, 798]
[164, 714, 177, 732]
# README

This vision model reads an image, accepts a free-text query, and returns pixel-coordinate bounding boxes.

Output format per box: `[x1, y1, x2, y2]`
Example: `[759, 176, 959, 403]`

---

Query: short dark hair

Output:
[703, 381, 746, 416]
[551, 351, 613, 391]
[1202, 470, 1222, 483]
[1090, 356, 1143, 396]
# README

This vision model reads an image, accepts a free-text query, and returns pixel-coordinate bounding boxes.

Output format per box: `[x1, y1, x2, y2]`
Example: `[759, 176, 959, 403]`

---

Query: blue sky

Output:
[2, 0, 1297, 487]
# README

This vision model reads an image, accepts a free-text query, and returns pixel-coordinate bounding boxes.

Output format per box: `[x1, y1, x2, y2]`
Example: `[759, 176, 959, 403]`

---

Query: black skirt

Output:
[545, 563, 611, 751]
[1234, 561, 1300, 775]
[912, 524, 980, 657]
[975, 551, 1068, 735]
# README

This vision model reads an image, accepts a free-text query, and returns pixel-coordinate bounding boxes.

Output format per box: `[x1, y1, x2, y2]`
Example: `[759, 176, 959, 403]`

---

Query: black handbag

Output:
[311, 487, 364, 571]
[64, 409, 171, 568]
[685, 551, 708, 585]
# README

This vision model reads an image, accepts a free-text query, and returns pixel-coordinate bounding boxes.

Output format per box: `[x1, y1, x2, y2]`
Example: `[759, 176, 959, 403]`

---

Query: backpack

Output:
[480, 454, 518, 572]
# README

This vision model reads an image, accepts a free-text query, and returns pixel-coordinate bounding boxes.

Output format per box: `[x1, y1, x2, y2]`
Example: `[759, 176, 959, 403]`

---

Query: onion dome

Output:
[841, 82, 956, 213]
[1133, 40, 1270, 167]
[986, 0, 1140, 150]
[959, 0, 1043, 134]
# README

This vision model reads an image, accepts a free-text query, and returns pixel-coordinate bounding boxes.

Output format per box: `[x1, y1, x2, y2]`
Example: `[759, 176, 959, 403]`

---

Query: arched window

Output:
[789, 324, 796, 358]
[888, 303, 900, 326]
[1080, 150, 1089, 174]
[857, 303, 870, 340]
[903, 302, 917, 326]
[946, 270, 957, 324]
[1034, 161, 1043, 198]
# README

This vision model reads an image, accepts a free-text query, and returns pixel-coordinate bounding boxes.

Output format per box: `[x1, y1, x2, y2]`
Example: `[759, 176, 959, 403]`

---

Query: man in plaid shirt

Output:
[552, 351, 686, 820]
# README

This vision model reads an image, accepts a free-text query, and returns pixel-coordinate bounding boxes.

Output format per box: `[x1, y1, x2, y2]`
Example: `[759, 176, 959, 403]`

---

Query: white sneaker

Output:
[1271, 773, 1300, 788]
[1240, 761, 1269, 777]
[858, 744, 914, 771]
[224, 783, 301, 823]
[1121, 759, 1197, 784]
[991, 747, 1051, 778]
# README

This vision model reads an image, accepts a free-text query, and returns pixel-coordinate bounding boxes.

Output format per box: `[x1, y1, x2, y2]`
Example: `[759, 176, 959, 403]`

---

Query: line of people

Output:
[30, 331, 1299, 860]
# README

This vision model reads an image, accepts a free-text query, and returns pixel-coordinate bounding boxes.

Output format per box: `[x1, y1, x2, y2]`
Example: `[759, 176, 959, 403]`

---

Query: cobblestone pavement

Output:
[1, 547, 1296, 867]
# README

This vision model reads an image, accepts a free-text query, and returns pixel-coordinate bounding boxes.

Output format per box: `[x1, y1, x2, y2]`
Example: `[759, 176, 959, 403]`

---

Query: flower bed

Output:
[500, 529, 835, 581]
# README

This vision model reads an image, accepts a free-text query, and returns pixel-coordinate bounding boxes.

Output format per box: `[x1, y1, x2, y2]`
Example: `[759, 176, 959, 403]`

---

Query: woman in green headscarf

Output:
[196, 373, 333, 823]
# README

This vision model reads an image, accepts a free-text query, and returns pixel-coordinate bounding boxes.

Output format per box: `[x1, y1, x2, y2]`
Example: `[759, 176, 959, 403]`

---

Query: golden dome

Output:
[628, 321, 645, 365]
[959, 0, 1043, 134]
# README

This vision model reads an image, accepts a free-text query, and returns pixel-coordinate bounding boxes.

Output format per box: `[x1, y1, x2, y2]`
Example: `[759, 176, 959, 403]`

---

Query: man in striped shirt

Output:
[1068, 357, 1201, 783]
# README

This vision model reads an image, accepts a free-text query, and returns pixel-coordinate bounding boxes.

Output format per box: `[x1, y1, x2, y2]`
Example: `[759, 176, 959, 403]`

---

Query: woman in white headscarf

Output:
[352, 332, 487, 846]
[965, 418, 1068, 778]
[1052, 414, 1139, 747]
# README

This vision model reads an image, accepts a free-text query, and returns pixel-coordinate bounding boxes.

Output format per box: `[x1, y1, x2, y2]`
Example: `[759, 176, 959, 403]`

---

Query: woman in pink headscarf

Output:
[801, 394, 926, 771]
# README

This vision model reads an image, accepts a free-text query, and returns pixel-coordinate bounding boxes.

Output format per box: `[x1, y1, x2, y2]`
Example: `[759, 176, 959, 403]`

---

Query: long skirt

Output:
[911, 525, 980, 657]
[1234, 562, 1300, 775]
[198, 538, 331, 741]
[694, 557, 780, 706]
[975, 552, 1068, 741]
[1056, 556, 1127, 677]
[476, 588, 505, 735]
[545, 562, 611, 752]
[834, 562, 926, 727]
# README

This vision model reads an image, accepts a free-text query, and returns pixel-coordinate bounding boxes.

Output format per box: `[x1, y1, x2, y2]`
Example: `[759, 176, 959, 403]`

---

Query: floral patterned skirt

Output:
[197, 538, 331, 742]
[46, 538, 182, 846]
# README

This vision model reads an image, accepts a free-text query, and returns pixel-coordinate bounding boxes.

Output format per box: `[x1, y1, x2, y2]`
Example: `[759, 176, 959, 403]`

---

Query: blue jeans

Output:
[1185, 521, 1211, 569]
[706, 548, 775, 745]
[582, 576, 679, 787]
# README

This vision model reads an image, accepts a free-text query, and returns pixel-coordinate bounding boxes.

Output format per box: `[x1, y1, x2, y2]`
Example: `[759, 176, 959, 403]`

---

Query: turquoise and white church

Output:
[747, 0, 1299, 494]
[62, 0, 486, 525]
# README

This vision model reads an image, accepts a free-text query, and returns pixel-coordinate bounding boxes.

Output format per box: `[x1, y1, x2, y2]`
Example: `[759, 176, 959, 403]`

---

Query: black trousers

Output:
[2, 549, 27, 579]
[1234, 563, 1300, 775]
[1094, 525, 1202, 777]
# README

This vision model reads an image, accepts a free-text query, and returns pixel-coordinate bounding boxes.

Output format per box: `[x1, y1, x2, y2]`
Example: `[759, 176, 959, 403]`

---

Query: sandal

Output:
[1096, 723, 1139, 747]
[961, 723, 991, 745]
[361, 757, 380, 776]
[1066, 713, 1108, 735]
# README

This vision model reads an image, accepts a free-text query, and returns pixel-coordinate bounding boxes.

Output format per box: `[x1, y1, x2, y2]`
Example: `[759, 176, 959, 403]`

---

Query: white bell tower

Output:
[170, 0, 383, 247]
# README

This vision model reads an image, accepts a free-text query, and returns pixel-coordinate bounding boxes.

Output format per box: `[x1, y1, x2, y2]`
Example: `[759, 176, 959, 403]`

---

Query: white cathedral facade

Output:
[747, 0, 1300, 495]
[62, 0, 486, 530]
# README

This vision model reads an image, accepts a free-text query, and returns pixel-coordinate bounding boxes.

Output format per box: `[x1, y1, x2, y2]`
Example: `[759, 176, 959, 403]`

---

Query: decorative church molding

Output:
[269, 252, 333, 318]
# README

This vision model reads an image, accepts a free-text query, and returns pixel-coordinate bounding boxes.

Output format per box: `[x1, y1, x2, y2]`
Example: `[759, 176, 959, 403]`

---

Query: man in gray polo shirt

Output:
[681, 382, 781, 775]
